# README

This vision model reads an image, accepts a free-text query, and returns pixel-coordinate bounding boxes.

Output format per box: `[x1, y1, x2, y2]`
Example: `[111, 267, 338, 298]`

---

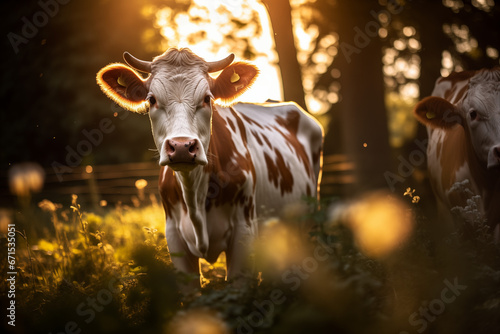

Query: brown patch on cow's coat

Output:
[264, 150, 294, 196]
[159, 167, 186, 218]
[264, 152, 279, 189]
[251, 130, 263, 146]
[439, 126, 467, 191]
[226, 117, 236, 132]
[204, 108, 255, 210]
[229, 107, 249, 146]
[274, 150, 294, 195]
[243, 197, 255, 227]
[438, 70, 476, 86]
[261, 134, 273, 149]
[436, 70, 476, 104]
[274, 110, 314, 178]
[443, 82, 469, 104]
[240, 113, 264, 129]
[312, 146, 322, 166]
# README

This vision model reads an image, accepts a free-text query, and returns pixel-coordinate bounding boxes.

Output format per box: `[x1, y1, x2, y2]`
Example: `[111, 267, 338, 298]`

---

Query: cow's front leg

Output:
[171, 252, 201, 294]
[226, 215, 258, 286]
[165, 221, 201, 292]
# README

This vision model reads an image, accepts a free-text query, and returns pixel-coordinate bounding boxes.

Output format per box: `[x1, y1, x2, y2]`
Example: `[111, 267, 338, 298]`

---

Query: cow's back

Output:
[222, 102, 323, 216]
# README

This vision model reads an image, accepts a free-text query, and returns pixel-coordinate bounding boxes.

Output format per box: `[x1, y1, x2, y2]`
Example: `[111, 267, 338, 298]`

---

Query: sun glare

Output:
[381, 24, 422, 148]
[142, 0, 283, 103]
[290, 2, 339, 115]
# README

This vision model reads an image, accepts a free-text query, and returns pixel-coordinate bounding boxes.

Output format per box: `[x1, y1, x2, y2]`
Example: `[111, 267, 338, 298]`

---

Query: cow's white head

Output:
[414, 68, 500, 169]
[96, 48, 258, 171]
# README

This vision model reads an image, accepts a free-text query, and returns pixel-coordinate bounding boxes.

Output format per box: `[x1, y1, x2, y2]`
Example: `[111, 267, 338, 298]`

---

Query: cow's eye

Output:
[469, 109, 478, 121]
[204, 95, 211, 105]
[147, 94, 157, 106]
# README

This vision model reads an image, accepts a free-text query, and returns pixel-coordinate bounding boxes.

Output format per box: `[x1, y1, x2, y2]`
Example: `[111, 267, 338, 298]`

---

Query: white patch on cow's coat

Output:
[233, 102, 323, 215]
[426, 128, 445, 195]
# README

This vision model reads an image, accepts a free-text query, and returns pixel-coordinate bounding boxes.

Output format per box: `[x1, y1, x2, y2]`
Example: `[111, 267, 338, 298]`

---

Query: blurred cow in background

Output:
[414, 68, 500, 241]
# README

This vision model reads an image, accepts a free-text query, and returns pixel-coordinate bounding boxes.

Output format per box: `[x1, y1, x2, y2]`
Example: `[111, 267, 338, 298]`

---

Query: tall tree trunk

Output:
[262, 0, 307, 110]
[331, 2, 393, 193]
[409, 2, 452, 98]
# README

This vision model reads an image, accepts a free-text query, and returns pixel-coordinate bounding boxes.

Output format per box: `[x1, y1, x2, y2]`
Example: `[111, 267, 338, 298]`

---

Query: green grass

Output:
[2, 192, 500, 334]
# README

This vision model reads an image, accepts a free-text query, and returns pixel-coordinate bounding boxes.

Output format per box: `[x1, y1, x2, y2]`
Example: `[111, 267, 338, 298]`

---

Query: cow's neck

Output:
[176, 167, 209, 256]
[463, 127, 500, 214]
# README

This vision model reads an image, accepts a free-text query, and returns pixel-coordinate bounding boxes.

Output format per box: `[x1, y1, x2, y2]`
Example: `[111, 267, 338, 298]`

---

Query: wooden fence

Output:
[320, 154, 355, 197]
[0, 155, 354, 208]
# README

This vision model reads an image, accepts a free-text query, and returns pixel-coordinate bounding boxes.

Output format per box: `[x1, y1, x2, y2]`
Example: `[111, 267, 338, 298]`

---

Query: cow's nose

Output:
[488, 145, 500, 169]
[494, 145, 500, 162]
[166, 137, 199, 163]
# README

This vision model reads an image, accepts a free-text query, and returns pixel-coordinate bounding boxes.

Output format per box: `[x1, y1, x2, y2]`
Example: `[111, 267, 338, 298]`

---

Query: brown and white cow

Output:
[414, 68, 500, 240]
[96, 48, 323, 282]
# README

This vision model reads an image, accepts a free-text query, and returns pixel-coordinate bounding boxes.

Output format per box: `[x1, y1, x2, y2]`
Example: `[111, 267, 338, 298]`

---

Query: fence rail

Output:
[320, 154, 355, 197]
[1, 155, 354, 208]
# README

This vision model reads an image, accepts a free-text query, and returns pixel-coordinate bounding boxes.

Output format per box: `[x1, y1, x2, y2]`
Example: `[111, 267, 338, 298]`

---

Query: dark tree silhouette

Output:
[328, 2, 393, 192]
[289, 0, 500, 194]
[262, 0, 307, 110]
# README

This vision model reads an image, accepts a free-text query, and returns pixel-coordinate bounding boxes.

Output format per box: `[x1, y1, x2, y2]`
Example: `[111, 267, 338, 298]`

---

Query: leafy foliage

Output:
[2, 191, 500, 334]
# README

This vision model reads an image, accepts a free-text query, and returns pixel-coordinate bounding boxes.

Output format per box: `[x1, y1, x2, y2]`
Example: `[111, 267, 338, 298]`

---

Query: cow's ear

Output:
[212, 62, 258, 105]
[96, 64, 149, 113]
[414, 96, 463, 129]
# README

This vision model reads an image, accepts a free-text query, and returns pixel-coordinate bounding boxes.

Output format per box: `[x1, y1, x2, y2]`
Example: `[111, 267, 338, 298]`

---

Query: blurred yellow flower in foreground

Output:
[8, 162, 45, 198]
[167, 309, 229, 334]
[135, 179, 148, 189]
[346, 191, 414, 258]
[0, 209, 12, 235]
[38, 199, 61, 213]
[257, 218, 305, 273]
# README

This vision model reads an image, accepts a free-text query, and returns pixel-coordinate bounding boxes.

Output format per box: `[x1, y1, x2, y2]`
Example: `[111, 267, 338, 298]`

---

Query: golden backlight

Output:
[142, 0, 283, 104]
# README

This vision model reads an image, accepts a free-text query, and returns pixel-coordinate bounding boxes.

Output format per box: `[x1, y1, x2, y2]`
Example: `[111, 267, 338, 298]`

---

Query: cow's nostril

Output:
[495, 147, 500, 159]
[189, 144, 196, 153]
[167, 141, 175, 154]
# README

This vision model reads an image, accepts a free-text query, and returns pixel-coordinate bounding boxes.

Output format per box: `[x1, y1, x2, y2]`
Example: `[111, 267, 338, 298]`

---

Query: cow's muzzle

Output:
[165, 137, 205, 170]
[487, 145, 500, 169]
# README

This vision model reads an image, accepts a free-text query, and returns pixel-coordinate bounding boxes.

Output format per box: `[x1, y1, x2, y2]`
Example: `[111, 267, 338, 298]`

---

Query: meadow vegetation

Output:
[1, 190, 500, 334]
